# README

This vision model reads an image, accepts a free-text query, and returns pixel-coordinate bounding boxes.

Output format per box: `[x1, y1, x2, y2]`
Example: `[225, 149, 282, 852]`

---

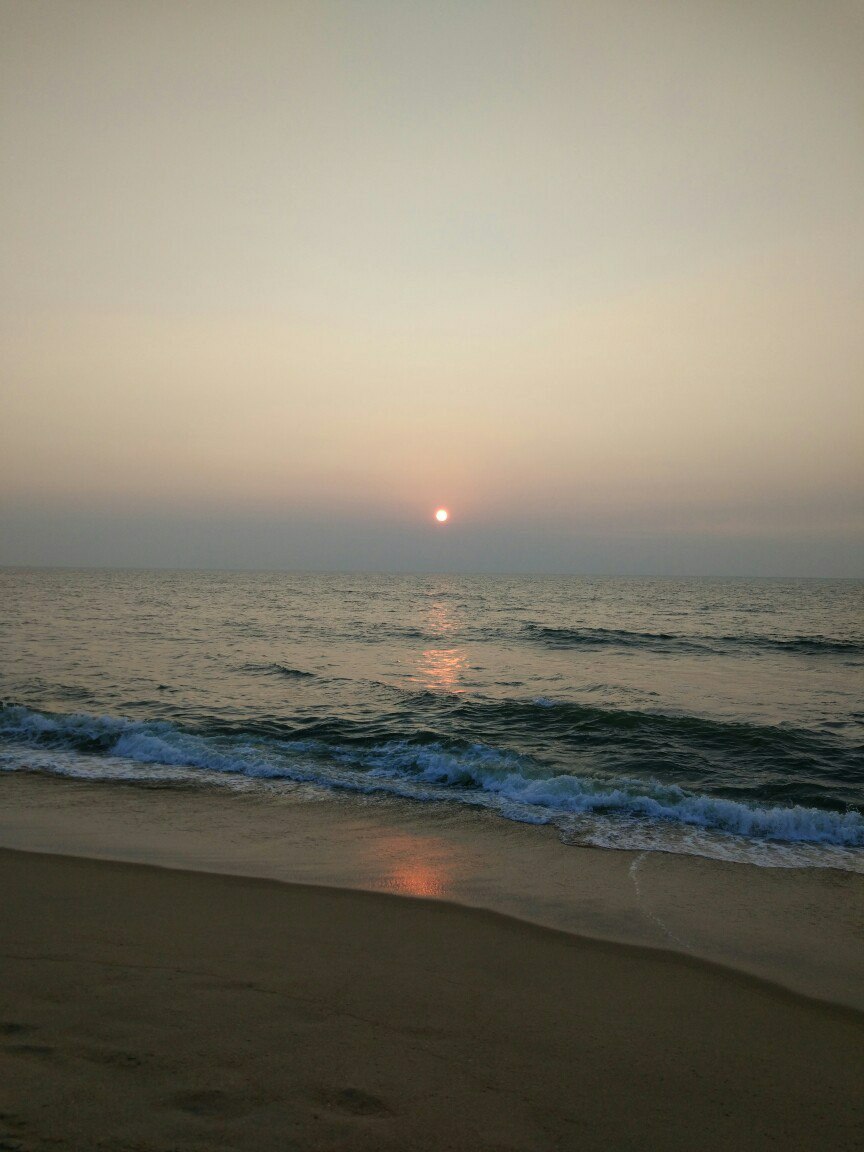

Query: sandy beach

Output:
[1, 841, 862, 1152]
[2, 773, 863, 1009]
[0, 847, 861, 1152]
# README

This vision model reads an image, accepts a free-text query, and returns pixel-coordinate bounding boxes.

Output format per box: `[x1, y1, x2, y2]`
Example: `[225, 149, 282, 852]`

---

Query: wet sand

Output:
[2, 773, 863, 1009]
[1, 847, 862, 1152]
[2, 774, 863, 1150]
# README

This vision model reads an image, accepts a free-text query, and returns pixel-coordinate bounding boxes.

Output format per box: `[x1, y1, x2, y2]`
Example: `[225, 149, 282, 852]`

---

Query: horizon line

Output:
[2, 563, 860, 582]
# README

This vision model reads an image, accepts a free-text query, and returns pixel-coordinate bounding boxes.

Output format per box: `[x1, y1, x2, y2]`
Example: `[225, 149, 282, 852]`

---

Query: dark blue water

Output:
[1, 569, 862, 869]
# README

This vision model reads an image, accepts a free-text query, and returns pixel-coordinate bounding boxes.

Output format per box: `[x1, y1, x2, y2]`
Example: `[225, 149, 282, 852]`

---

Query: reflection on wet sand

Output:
[368, 831, 460, 899]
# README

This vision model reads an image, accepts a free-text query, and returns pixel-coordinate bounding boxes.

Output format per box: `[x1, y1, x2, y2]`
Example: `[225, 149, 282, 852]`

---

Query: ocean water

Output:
[1, 569, 862, 871]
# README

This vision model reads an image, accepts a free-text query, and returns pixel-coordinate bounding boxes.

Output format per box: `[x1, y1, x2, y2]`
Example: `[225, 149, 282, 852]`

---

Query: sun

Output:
[435, 508, 449, 523]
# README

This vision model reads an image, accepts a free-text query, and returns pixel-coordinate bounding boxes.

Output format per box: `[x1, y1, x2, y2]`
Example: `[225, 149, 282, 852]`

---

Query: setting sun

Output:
[435, 508, 449, 523]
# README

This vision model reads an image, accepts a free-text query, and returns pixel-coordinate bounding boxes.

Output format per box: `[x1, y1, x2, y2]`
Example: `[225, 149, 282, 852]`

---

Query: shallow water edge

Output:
[2, 772, 862, 1012]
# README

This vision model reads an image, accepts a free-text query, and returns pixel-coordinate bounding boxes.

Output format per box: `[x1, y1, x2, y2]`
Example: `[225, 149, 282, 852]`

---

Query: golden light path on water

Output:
[409, 595, 468, 696]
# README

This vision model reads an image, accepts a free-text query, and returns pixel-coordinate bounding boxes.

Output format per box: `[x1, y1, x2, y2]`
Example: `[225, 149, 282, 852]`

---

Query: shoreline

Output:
[2, 846, 862, 1152]
[5, 844, 862, 1019]
[2, 772, 863, 1011]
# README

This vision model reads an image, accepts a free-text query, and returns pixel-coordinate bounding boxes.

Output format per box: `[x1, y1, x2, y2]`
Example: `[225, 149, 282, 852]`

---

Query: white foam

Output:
[2, 705, 862, 866]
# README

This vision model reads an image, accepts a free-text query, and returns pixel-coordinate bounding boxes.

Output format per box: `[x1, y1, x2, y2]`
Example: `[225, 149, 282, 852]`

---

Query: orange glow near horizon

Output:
[435, 508, 449, 523]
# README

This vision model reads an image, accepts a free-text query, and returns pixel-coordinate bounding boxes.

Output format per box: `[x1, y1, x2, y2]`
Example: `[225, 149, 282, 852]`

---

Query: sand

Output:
[2, 773, 863, 1010]
[1, 846, 862, 1152]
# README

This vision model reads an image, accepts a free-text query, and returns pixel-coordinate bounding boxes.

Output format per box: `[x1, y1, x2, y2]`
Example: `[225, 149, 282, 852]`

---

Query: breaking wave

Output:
[2, 705, 861, 863]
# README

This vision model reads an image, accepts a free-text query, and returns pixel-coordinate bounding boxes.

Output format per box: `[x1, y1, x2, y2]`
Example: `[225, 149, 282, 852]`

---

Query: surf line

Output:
[628, 852, 692, 952]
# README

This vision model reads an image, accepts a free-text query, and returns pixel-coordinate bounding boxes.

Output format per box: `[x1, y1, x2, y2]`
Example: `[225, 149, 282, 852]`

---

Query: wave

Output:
[358, 742, 863, 846]
[242, 663, 316, 679]
[2, 704, 862, 856]
[409, 694, 862, 808]
[523, 624, 864, 657]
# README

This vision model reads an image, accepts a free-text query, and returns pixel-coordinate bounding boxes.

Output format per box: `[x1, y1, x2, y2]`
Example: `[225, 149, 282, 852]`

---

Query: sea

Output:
[1, 568, 862, 872]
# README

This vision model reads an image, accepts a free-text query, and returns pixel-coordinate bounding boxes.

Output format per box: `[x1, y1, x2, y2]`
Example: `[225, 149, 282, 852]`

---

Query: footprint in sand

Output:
[0, 1024, 33, 1037]
[0, 1111, 29, 1152]
[4, 1045, 54, 1059]
[78, 1046, 144, 1069]
[166, 1089, 251, 1120]
[326, 1087, 391, 1117]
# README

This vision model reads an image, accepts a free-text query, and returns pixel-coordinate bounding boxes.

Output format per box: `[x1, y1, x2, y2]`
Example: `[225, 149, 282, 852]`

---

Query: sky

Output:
[1, 0, 862, 575]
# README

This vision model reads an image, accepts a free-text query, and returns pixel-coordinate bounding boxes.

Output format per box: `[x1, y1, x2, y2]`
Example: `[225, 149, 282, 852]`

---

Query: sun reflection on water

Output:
[414, 596, 468, 694]
[418, 646, 468, 694]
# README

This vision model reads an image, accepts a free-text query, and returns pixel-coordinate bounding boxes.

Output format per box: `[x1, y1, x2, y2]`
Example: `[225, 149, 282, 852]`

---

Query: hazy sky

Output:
[2, 0, 862, 574]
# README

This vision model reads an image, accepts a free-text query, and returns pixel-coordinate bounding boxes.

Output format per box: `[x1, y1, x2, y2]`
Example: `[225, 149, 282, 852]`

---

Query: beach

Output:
[2, 847, 862, 1152]
[2, 773, 863, 1009]
[2, 570, 863, 1148]
[1, 775, 863, 1151]
[4, 0, 864, 1142]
